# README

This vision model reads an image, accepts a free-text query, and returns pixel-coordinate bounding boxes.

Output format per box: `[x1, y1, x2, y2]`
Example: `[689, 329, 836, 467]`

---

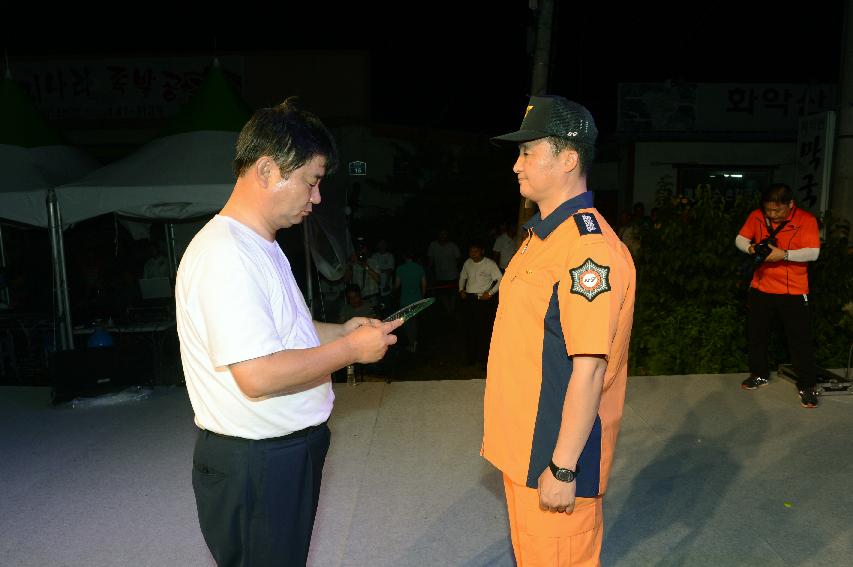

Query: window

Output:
[677, 166, 771, 209]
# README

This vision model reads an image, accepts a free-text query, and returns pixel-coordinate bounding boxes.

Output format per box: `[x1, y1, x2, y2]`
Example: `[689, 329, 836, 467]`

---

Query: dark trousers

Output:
[192, 423, 331, 567]
[434, 280, 458, 315]
[747, 289, 816, 388]
[462, 296, 497, 365]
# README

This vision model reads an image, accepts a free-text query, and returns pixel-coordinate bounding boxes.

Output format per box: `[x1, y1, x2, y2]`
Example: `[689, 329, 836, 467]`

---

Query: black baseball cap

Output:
[492, 95, 598, 145]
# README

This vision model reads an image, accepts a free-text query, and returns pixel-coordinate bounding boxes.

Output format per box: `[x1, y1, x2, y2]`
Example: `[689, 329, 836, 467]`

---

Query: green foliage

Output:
[629, 187, 852, 375]
[810, 216, 853, 368]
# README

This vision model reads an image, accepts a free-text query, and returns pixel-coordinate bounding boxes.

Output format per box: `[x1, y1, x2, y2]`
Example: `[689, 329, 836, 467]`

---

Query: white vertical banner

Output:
[795, 111, 836, 216]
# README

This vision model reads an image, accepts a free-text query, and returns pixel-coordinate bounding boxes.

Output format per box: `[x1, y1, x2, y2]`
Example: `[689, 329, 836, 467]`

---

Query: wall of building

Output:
[633, 141, 796, 208]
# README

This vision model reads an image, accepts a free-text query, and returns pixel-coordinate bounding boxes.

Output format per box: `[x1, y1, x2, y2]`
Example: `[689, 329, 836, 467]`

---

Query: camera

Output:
[752, 237, 775, 265]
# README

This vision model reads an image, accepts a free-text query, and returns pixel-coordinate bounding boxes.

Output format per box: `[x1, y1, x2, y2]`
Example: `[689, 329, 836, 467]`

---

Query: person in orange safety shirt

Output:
[483, 95, 636, 566]
[736, 183, 821, 408]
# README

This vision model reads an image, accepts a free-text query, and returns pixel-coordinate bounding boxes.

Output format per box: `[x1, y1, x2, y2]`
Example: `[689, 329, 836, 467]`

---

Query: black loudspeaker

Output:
[50, 346, 148, 405]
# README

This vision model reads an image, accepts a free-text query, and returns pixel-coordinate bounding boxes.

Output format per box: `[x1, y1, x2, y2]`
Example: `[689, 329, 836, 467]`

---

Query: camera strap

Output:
[739, 217, 791, 283]
[762, 217, 789, 240]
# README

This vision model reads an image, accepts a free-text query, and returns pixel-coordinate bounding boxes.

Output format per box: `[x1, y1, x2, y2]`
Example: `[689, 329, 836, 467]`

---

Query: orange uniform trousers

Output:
[503, 474, 604, 566]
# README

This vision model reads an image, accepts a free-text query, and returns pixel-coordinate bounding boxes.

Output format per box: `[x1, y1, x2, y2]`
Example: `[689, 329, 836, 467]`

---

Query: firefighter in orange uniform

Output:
[483, 95, 636, 566]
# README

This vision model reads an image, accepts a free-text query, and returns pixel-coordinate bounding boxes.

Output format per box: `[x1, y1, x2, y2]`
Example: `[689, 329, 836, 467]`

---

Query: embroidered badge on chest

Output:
[569, 258, 611, 301]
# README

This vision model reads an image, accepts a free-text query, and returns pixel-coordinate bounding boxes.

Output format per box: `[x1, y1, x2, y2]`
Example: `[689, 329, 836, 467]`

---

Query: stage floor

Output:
[1, 372, 851, 566]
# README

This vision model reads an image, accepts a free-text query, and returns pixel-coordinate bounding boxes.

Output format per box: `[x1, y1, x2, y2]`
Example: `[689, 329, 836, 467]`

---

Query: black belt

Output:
[202, 421, 327, 444]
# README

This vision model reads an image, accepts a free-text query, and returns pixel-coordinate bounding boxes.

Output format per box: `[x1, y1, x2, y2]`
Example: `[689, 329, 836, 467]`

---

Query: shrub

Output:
[629, 188, 852, 375]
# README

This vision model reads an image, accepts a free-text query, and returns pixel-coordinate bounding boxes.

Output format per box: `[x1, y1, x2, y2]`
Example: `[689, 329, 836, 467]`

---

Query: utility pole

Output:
[830, 0, 853, 231]
[530, 0, 554, 97]
[518, 0, 556, 229]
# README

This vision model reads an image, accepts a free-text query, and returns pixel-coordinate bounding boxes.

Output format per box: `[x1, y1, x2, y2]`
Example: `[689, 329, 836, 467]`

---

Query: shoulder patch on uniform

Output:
[573, 212, 602, 235]
[569, 258, 611, 301]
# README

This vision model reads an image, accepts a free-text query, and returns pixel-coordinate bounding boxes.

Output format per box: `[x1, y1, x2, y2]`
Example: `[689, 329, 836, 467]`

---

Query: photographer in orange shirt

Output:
[736, 183, 821, 408]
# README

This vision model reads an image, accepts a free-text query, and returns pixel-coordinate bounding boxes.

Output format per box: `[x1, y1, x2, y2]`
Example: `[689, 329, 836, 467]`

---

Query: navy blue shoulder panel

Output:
[525, 281, 602, 497]
[576, 416, 602, 497]
[527, 283, 572, 488]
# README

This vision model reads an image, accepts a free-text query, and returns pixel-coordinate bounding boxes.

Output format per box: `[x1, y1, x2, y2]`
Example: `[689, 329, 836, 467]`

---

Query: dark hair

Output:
[469, 239, 486, 251]
[233, 97, 339, 178]
[761, 183, 794, 205]
[546, 136, 595, 175]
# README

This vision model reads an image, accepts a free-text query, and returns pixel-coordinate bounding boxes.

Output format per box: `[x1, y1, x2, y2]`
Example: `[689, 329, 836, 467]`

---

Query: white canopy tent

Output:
[2, 62, 243, 353]
[1, 132, 235, 351]
[8, 57, 352, 355]
[44, 130, 238, 348]
[0, 144, 98, 227]
[57, 128, 355, 320]
[0, 144, 98, 350]
[1, 68, 100, 351]
[0, 66, 100, 229]
[49, 58, 247, 351]
[56, 130, 236, 225]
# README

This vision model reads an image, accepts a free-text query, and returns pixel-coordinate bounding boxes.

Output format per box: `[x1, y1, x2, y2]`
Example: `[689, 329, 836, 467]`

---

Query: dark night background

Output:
[2, 2, 849, 382]
[2, 10, 853, 567]
[7, 3, 845, 135]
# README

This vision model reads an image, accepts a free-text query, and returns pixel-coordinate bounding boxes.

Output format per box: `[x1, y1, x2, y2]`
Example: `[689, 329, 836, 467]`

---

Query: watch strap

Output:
[548, 460, 577, 483]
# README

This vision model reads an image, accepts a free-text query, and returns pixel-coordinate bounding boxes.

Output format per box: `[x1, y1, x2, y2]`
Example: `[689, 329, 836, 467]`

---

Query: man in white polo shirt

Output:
[176, 98, 402, 567]
[459, 240, 503, 367]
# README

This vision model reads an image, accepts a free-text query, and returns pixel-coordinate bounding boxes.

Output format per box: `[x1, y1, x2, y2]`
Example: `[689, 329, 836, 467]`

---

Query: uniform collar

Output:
[523, 191, 594, 239]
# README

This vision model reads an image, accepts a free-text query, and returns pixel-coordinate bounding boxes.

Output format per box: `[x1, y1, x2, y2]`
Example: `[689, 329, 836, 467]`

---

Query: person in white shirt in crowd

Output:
[143, 240, 171, 279]
[346, 239, 382, 308]
[370, 238, 396, 307]
[175, 98, 402, 567]
[492, 221, 519, 271]
[427, 228, 461, 314]
[459, 239, 503, 368]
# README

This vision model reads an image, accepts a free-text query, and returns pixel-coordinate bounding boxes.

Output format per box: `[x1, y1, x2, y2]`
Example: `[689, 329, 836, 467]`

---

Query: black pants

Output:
[747, 289, 816, 388]
[462, 296, 497, 365]
[192, 423, 331, 567]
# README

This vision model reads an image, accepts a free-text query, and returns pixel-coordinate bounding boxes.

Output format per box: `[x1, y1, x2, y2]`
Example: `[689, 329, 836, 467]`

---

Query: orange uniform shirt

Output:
[482, 192, 636, 495]
[738, 205, 820, 295]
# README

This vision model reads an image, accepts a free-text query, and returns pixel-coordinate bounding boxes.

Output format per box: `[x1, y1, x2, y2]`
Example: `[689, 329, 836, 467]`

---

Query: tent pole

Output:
[46, 189, 73, 351]
[165, 223, 177, 278]
[0, 224, 9, 306]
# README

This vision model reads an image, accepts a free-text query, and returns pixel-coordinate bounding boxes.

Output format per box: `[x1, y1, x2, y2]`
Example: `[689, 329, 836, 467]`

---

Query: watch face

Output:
[549, 461, 576, 482]
[556, 469, 575, 482]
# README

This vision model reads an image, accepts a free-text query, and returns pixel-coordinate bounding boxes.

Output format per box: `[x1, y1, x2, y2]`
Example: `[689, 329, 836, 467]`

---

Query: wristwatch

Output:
[549, 460, 577, 483]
